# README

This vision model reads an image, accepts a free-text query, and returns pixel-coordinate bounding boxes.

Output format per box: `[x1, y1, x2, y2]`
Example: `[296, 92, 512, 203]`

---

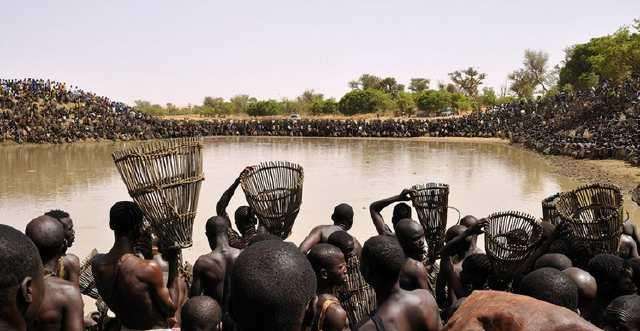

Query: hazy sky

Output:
[2, 1, 639, 106]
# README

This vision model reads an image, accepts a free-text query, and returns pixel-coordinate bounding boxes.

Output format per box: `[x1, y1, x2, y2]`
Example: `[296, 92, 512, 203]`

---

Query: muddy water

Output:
[1, 137, 638, 265]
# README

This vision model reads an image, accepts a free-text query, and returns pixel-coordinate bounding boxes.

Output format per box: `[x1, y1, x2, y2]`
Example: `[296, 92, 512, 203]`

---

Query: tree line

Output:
[134, 19, 639, 117]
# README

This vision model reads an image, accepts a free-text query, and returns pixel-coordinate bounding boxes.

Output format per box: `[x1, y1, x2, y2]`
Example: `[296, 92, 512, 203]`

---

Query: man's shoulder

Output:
[47, 277, 82, 298]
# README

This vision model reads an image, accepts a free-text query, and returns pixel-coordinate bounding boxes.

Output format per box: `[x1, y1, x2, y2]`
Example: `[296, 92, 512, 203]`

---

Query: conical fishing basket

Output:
[334, 254, 376, 330]
[112, 137, 204, 249]
[485, 211, 542, 276]
[542, 193, 562, 226]
[79, 249, 101, 300]
[240, 161, 303, 239]
[409, 183, 449, 261]
[556, 183, 624, 255]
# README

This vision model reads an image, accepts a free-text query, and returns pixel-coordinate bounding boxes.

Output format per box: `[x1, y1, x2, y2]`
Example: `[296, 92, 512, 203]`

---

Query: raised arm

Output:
[216, 177, 242, 220]
[369, 189, 412, 235]
[140, 260, 176, 320]
[63, 285, 85, 331]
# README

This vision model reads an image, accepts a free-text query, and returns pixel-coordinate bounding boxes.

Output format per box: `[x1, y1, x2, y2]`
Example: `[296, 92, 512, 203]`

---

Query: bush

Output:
[246, 100, 284, 116]
[338, 89, 392, 115]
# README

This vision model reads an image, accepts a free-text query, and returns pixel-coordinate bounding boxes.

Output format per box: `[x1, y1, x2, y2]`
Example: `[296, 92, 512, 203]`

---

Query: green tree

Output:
[508, 69, 536, 99]
[479, 87, 498, 108]
[408, 78, 430, 93]
[507, 50, 556, 98]
[448, 67, 486, 97]
[415, 90, 450, 114]
[246, 100, 284, 116]
[349, 74, 382, 90]
[229, 94, 254, 114]
[394, 91, 416, 115]
[310, 98, 338, 115]
[338, 89, 392, 115]
[378, 77, 405, 97]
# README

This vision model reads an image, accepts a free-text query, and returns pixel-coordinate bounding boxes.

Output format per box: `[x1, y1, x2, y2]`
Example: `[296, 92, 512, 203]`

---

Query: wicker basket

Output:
[409, 183, 449, 261]
[541, 193, 562, 225]
[112, 138, 204, 249]
[79, 249, 101, 300]
[240, 161, 303, 239]
[485, 211, 542, 275]
[556, 183, 624, 255]
[334, 254, 376, 330]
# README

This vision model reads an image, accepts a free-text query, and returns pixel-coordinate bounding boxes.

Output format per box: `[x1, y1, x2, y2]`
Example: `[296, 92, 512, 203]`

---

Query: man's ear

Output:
[320, 268, 328, 280]
[20, 277, 34, 303]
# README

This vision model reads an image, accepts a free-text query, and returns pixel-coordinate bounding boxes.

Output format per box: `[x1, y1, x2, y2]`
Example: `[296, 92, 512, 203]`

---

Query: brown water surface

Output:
[1, 137, 638, 264]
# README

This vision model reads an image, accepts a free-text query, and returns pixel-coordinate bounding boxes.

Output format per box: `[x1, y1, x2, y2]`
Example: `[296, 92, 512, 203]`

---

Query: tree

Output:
[448, 67, 486, 97]
[394, 91, 416, 115]
[310, 98, 338, 115]
[338, 89, 392, 115]
[378, 77, 404, 97]
[507, 50, 556, 98]
[508, 69, 536, 99]
[202, 96, 232, 115]
[415, 90, 450, 114]
[479, 87, 498, 108]
[408, 78, 430, 93]
[349, 74, 382, 90]
[296, 89, 324, 113]
[229, 95, 254, 114]
[246, 100, 283, 116]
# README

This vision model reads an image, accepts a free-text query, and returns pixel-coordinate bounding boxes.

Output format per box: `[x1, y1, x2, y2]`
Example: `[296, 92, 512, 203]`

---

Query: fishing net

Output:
[485, 211, 542, 276]
[334, 254, 376, 330]
[112, 137, 204, 249]
[79, 249, 101, 300]
[556, 183, 624, 255]
[240, 161, 303, 239]
[410, 183, 449, 261]
[541, 193, 562, 226]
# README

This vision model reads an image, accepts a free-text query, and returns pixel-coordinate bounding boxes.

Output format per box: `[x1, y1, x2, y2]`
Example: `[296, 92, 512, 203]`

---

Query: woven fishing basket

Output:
[485, 211, 542, 275]
[542, 193, 562, 226]
[112, 137, 204, 249]
[556, 183, 624, 255]
[334, 254, 376, 330]
[409, 183, 449, 261]
[240, 161, 303, 239]
[79, 249, 101, 300]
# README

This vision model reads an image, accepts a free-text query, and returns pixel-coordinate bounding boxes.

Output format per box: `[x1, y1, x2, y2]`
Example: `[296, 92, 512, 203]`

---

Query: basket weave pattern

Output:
[240, 161, 303, 239]
[556, 183, 624, 255]
[79, 249, 100, 300]
[541, 193, 562, 225]
[485, 211, 542, 275]
[410, 183, 449, 261]
[112, 137, 204, 248]
[334, 255, 376, 330]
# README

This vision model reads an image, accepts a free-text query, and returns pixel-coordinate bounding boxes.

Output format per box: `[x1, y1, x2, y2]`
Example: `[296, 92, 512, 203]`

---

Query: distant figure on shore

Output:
[307, 243, 350, 331]
[300, 203, 362, 256]
[181, 296, 222, 331]
[395, 219, 431, 291]
[370, 189, 414, 235]
[216, 169, 259, 249]
[92, 201, 176, 330]
[44, 209, 80, 286]
[25, 216, 84, 331]
[0, 224, 45, 331]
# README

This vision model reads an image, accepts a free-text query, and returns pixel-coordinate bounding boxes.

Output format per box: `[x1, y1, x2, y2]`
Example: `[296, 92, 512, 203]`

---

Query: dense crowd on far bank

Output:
[1, 77, 639, 165]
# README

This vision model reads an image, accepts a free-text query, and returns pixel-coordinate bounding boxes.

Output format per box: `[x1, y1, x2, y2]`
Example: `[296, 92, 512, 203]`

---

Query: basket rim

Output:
[485, 210, 541, 249]
[112, 137, 203, 163]
[556, 183, 623, 221]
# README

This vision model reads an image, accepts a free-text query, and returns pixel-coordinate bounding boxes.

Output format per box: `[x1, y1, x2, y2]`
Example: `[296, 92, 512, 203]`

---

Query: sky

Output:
[2, 1, 639, 106]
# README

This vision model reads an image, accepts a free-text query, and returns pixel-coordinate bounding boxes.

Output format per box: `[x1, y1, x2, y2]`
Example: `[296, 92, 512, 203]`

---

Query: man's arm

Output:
[189, 259, 204, 297]
[324, 305, 350, 331]
[216, 177, 241, 220]
[418, 290, 442, 331]
[63, 284, 85, 331]
[139, 260, 176, 319]
[299, 227, 323, 253]
[64, 254, 81, 287]
[369, 189, 412, 235]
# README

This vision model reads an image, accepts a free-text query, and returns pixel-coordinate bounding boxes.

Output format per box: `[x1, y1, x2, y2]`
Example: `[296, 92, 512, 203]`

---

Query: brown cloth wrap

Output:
[444, 291, 600, 331]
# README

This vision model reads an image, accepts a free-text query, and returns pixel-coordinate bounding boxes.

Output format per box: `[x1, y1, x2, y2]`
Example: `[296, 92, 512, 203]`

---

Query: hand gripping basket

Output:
[240, 161, 303, 239]
[556, 183, 624, 255]
[541, 193, 562, 226]
[409, 183, 449, 261]
[79, 249, 101, 300]
[485, 211, 542, 276]
[112, 137, 204, 249]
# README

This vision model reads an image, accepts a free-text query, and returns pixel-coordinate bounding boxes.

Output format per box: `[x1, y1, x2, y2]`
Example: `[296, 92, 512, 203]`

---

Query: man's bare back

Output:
[32, 276, 84, 331]
[359, 289, 440, 331]
[191, 246, 240, 302]
[399, 258, 431, 292]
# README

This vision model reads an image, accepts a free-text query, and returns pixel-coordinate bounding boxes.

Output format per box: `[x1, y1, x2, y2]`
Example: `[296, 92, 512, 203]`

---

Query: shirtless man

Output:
[358, 235, 441, 331]
[370, 189, 413, 235]
[44, 209, 80, 286]
[0, 224, 45, 331]
[306, 244, 350, 331]
[300, 203, 362, 255]
[191, 216, 241, 305]
[395, 219, 431, 291]
[25, 216, 84, 331]
[216, 169, 259, 248]
[92, 201, 176, 330]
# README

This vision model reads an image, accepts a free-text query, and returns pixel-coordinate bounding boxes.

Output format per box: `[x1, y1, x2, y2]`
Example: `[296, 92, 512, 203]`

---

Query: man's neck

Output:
[317, 282, 336, 296]
[374, 282, 400, 304]
[109, 235, 134, 256]
[43, 254, 63, 273]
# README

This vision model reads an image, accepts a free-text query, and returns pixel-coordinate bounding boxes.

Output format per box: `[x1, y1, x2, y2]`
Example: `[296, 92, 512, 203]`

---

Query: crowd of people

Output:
[3, 170, 640, 331]
[2, 77, 639, 165]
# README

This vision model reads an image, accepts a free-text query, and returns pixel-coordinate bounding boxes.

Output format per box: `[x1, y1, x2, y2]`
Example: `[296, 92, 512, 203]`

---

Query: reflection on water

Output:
[1, 137, 638, 263]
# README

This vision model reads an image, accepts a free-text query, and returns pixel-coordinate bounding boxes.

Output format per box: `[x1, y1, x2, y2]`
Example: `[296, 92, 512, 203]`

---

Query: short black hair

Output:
[25, 216, 65, 261]
[206, 216, 228, 236]
[327, 231, 355, 257]
[517, 267, 578, 311]
[0, 224, 42, 304]
[629, 258, 640, 289]
[181, 296, 222, 331]
[44, 209, 70, 220]
[307, 243, 343, 274]
[605, 294, 640, 330]
[588, 254, 637, 299]
[109, 201, 143, 233]
[235, 206, 257, 233]
[332, 203, 354, 229]
[534, 253, 573, 271]
[460, 215, 478, 228]
[392, 203, 412, 225]
[231, 240, 316, 331]
[361, 235, 405, 288]
[246, 233, 282, 246]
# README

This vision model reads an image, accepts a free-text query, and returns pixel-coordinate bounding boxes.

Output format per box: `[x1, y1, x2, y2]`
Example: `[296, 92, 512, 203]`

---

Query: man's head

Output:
[460, 253, 492, 294]
[109, 201, 144, 238]
[246, 233, 283, 246]
[604, 294, 640, 331]
[395, 219, 426, 260]
[391, 203, 412, 227]
[205, 216, 229, 250]
[234, 206, 257, 236]
[44, 209, 74, 248]
[307, 244, 347, 288]
[361, 235, 406, 290]
[181, 296, 222, 331]
[231, 240, 316, 331]
[588, 254, 637, 301]
[629, 258, 640, 290]
[25, 215, 66, 263]
[331, 203, 354, 230]
[563, 267, 598, 314]
[445, 224, 471, 254]
[460, 215, 479, 228]
[534, 253, 573, 271]
[327, 231, 355, 258]
[0, 224, 45, 323]
[517, 267, 578, 311]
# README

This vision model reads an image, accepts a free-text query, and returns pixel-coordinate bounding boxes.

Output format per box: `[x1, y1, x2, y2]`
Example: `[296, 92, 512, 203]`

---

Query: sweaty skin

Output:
[399, 258, 431, 292]
[61, 254, 80, 286]
[313, 294, 350, 331]
[618, 234, 640, 259]
[358, 287, 441, 331]
[32, 276, 84, 331]
[190, 233, 241, 303]
[299, 225, 362, 255]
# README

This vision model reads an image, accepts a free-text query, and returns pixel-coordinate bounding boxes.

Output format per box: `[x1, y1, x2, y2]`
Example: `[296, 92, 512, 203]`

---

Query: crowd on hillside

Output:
[1, 77, 639, 165]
